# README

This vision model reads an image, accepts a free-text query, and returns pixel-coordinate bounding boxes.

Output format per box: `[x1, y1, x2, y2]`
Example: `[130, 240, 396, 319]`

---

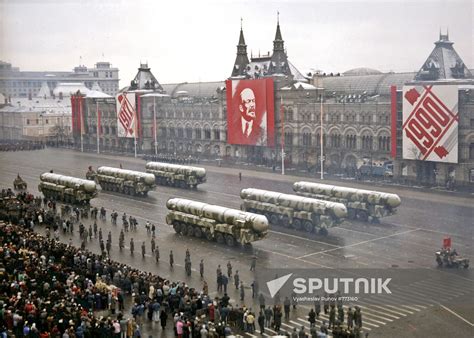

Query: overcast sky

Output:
[0, 0, 472, 87]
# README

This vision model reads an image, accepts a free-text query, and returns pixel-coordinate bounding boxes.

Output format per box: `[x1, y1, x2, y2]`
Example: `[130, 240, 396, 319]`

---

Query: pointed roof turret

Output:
[415, 31, 472, 81]
[129, 63, 164, 92]
[231, 19, 250, 78]
[268, 13, 291, 78]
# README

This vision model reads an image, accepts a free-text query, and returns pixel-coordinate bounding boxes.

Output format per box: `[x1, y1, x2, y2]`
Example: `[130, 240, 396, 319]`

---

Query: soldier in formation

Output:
[234, 270, 240, 290]
[150, 237, 156, 253]
[169, 250, 174, 268]
[141, 241, 146, 258]
[185, 256, 192, 276]
[200, 259, 204, 278]
[130, 238, 134, 255]
[155, 246, 160, 263]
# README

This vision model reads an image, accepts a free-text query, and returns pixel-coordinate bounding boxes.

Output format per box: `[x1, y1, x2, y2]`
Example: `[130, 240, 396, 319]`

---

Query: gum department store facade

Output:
[75, 22, 474, 187]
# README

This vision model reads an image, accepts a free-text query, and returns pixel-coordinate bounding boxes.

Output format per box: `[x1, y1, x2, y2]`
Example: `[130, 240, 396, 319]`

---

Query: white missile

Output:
[97, 166, 155, 185]
[166, 198, 268, 233]
[146, 162, 206, 178]
[40, 173, 96, 192]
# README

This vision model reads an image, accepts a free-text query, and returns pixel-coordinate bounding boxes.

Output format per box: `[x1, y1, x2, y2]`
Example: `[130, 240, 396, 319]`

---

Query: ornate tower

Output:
[231, 20, 250, 78]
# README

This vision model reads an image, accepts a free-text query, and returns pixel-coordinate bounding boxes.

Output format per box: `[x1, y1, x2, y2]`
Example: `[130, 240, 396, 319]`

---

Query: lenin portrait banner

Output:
[402, 85, 458, 163]
[226, 78, 275, 147]
[116, 92, 138, 138]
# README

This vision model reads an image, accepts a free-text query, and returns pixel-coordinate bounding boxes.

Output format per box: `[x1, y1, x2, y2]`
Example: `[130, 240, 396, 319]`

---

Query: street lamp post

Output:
[320, 92, 324, 180]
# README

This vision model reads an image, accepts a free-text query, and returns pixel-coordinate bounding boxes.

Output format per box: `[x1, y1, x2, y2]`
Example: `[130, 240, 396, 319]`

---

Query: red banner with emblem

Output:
[402, 85, 458, 163]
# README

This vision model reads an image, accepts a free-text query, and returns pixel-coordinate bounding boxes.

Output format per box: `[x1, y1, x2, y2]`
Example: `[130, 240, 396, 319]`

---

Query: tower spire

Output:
[231, 19, 250, 77]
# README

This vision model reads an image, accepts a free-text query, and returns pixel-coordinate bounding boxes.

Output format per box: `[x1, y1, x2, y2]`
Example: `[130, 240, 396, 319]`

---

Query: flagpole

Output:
[80, 96, 84, 153]
[96, 100, 100, 154]
[153, 96, 157, 156]
[320, 92, 324, 180]
[281, 95, 285, 175]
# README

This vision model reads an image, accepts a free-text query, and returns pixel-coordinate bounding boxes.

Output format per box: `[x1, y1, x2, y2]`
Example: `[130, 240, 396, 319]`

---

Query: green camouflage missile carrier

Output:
[240, 188, 347, 236]
[38, 173, 97, 204]
[166, 198, 268, 246]
[293, 182, 401, 222]
[95, 166, 155, 196]
[146, 162, 206, 189]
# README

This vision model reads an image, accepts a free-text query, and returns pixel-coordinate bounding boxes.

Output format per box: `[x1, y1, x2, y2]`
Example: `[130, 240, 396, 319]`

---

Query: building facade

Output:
[73, 25, 474, 188]
[0, 61, 119, 98]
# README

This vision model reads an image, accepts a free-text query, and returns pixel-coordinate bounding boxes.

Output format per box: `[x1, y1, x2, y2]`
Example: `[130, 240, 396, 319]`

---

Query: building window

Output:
[302, 132, 312, 147]
[195, 129, 202, 140]
[204, 127, 211, 140]
[330, 134, 341, 148]
[185, 128, 192, 139]
[26, 119, 30, 125]
[284, 131, 293, 147]
[362, 135, 373, 150]
[213, 129, 220, 140]
[470, 143, 474, 159]
[345, 134, 356, 149]
[177, 128, 184, 138]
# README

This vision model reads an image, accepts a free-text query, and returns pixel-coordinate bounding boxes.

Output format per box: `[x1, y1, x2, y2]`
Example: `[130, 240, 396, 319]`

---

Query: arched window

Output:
[302, 132, 312, 147]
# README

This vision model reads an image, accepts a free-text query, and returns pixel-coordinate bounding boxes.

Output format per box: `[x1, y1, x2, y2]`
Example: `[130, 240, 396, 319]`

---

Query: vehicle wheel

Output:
[303, 221, 314, 232]
[130, 188, 136, 196]
[370, 217, 380, 224]
[194, 227, 202, 238]
[173, 222, 181, 233]
[318, 228, 328, 236]
[216, 233, 225, 244]
[347, 208, 356, 219]
[225, 235, 236, 247]
[464, 263, 469, 269]
[179, 181, 187, 189]
[187, 224, 194, 236]
[281, 215, 290, 227]
[205, 230, 213, 241]
[269, 214, 279, 225]
[357, 210, 369, 222]
[292, 219, 302, 231]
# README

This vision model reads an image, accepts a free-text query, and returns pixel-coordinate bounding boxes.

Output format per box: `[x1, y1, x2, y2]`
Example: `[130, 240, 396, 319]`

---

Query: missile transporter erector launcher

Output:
[166, 198, 268, 246]
[38, 173, 97, 204]
[95, 166, 155, 196]
[293, 182, 401, 222]
[240, 188, 347, 235]
[145, 162, 206, 189]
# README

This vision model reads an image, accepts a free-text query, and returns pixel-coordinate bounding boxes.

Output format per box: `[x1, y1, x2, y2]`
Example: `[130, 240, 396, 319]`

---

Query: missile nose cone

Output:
[333, 203, 348, 218]
[387, 194, 401, 208]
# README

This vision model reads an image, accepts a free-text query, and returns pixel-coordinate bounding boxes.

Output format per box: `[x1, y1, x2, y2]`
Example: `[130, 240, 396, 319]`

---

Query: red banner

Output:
[443, 237, 451, 249]
[390, 85, 397, 159]
[226, 78, 275, 146]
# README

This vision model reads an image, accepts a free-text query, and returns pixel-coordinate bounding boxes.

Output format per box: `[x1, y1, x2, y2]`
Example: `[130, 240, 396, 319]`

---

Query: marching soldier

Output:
[314, 296, 321, 318]
[200, 259, 204, 278]
[329, 305, 336, 329]
[151, 237, 156, 253]
[141, 241, 146, 258]
[169, 250, 174, 268]
[227, 261, 232, 277]
[98, 228, 103, 242]
[250, 256, 257, 271]
[106, 239, 111, 257]
[130, 238, 134, 255]
[107, 231, 112, 244]
[155, 246, 160, 262]
[119, 235, 124, 251]
[88, 224, 93, 240]
[93, 222, 98, 238]
[240, 281, 245, 301]
[234, 270, 240, 290]
[185, 248, 190, 260]
[347, 307, 354, 329]
[185, 258, 192, 276]
[100, 239, 105, 254]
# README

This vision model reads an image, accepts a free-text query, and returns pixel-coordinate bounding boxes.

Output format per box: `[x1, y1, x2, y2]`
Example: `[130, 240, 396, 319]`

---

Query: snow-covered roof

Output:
[53, 82, 91, 97]
[86, 90, 112, 98]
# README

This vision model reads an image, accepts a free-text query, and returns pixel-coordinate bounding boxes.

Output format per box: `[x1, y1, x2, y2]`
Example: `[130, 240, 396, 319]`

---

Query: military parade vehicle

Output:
[240, 188, 347, 235]
[94, 166, 155, 196]
[145, 162, 206, 189]
[166, 198, 268, 246]
[13, 174, 27, 191]
[38, 173, 98, 204]
[0, 196, 24, 223]
[436, 248, 469, 269]
[293, 181, 401, 222]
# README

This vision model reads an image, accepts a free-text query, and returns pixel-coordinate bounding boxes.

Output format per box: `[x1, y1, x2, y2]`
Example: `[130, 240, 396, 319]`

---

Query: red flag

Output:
[443, 237, 451, 249]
